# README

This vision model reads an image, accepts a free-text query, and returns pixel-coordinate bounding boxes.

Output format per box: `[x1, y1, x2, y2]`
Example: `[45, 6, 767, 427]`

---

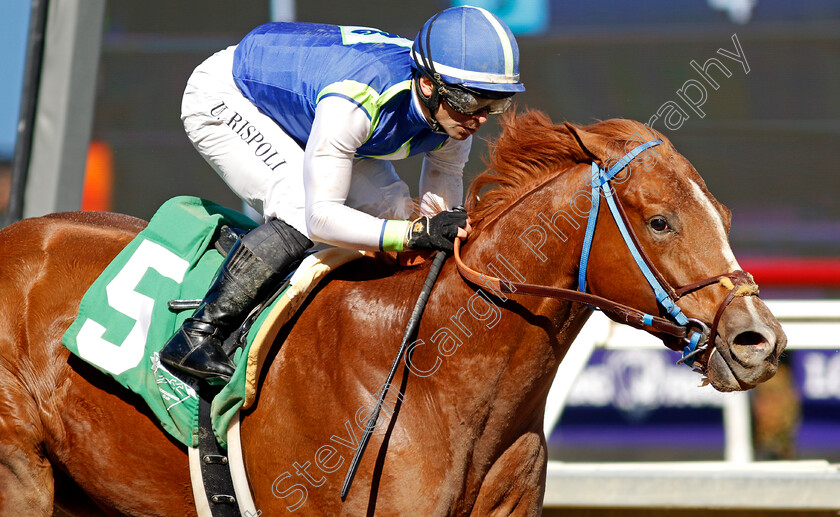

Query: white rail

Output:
[544, 459, 840, 509]
[543, 300, 840, 509]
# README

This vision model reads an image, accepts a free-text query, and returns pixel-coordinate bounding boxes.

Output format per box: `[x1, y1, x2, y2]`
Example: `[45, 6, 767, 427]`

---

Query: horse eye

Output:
[649, 217, 670, 232]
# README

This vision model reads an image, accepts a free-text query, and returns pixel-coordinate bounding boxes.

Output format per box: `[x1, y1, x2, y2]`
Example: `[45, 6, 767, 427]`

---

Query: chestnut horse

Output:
[0, 111, 785, 516]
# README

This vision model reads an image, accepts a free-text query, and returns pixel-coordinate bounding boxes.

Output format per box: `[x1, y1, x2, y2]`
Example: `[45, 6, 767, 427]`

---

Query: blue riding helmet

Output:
[411, 6, 526, 95]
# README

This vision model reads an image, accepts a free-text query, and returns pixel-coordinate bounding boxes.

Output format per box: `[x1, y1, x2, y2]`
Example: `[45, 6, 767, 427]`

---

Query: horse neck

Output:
[436, 165, 593, 431]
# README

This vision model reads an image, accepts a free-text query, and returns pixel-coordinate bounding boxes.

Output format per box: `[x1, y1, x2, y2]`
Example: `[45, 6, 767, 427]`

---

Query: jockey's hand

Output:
[405, 206, 471, 254]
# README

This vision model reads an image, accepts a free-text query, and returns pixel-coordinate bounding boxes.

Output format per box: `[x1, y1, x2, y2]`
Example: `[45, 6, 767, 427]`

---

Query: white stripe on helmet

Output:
[470, 6, 514, 78]
[410, 48, 520, 84]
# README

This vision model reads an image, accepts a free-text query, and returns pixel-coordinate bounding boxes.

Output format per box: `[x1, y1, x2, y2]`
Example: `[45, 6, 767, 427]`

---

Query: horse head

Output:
[465, 110, 785, 393]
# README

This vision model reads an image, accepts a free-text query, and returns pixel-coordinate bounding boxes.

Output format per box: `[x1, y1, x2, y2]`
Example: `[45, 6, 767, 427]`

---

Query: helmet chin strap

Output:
[415, 75, 446, 134]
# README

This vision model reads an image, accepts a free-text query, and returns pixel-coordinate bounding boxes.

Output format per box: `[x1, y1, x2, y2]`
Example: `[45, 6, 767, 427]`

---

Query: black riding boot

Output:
[160, 219, 313, 383]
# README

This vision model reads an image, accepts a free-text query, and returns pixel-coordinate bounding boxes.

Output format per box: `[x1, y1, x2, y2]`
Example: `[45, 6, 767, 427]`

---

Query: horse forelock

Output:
[466, 111, 674, 230]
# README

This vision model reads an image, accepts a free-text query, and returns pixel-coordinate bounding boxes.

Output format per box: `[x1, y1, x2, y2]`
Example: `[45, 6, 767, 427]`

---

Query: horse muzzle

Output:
[702, 296, 787, 392]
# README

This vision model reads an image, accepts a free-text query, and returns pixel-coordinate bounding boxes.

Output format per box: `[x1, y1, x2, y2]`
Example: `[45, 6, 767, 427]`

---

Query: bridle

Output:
[453, 139, 760, 371]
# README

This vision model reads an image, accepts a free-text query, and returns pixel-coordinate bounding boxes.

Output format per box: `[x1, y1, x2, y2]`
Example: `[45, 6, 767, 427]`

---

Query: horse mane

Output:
[466, 109, 665, 229]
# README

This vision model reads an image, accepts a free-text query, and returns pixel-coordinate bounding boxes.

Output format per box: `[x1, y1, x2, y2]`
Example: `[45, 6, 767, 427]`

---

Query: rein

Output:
[454, 139, 759, 369]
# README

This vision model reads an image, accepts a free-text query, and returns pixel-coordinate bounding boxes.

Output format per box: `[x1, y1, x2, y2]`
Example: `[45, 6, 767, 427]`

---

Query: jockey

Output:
[160, 6, 526, 383]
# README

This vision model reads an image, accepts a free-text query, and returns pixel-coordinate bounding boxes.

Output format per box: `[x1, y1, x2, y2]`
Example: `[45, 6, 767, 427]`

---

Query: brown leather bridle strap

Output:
[452, 238, 690, 345]
[675, 271, 752, 298]
[454, 237, 761, 360]
[675, 276, 726, 298]
[696, 270, 759, 365]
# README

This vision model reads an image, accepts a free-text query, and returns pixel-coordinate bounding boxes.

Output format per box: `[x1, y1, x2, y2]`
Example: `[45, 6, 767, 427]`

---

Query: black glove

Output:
[405, 207, 468, 253]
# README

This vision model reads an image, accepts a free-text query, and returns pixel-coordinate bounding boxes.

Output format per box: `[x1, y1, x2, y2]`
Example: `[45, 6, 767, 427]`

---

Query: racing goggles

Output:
[439, 84, 513, 116]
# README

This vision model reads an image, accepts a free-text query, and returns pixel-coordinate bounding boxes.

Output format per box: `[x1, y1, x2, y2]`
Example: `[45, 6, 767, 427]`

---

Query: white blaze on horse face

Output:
[689, 179, 767, 328]
[689, 179, 740, 271]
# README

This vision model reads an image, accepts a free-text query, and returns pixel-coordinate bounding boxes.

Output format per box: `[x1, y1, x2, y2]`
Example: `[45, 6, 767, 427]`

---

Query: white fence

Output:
[542, 300, 840, 510]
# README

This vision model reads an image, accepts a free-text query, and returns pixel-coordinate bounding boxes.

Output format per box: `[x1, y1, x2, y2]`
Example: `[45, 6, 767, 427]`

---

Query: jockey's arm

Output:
[304, 96, 470, 252]
[418, 137, 470, 215]
[304, 96, 412, 251]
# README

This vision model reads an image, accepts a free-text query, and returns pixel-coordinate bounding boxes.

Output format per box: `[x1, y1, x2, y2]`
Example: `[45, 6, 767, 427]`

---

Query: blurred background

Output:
[0, 0, 838, 503]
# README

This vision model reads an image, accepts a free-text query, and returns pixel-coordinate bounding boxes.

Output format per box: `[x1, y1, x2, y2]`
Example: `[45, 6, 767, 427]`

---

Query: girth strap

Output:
[196, 393, 240, 517]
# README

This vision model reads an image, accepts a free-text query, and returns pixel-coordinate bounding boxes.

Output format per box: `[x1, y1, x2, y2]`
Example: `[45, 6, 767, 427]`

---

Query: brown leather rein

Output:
[452, 147, 760, 369]
[453, 238, 757, 369]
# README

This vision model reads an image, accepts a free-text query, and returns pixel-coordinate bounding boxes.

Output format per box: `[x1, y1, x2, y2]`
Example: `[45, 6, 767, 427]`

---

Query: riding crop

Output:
[340, 250, 448, 499]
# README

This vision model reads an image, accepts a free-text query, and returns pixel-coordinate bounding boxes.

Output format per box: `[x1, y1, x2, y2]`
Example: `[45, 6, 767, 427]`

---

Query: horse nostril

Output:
[729, 329, 775, 369]
[733, 330, 766, 347]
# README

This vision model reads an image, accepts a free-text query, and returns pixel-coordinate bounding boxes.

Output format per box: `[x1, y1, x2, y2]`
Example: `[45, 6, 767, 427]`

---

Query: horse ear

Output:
[563, 122, 608, 164]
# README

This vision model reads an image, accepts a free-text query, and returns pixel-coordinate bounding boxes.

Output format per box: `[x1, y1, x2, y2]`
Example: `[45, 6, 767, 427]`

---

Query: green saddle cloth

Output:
[62, 196, 269, 448]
